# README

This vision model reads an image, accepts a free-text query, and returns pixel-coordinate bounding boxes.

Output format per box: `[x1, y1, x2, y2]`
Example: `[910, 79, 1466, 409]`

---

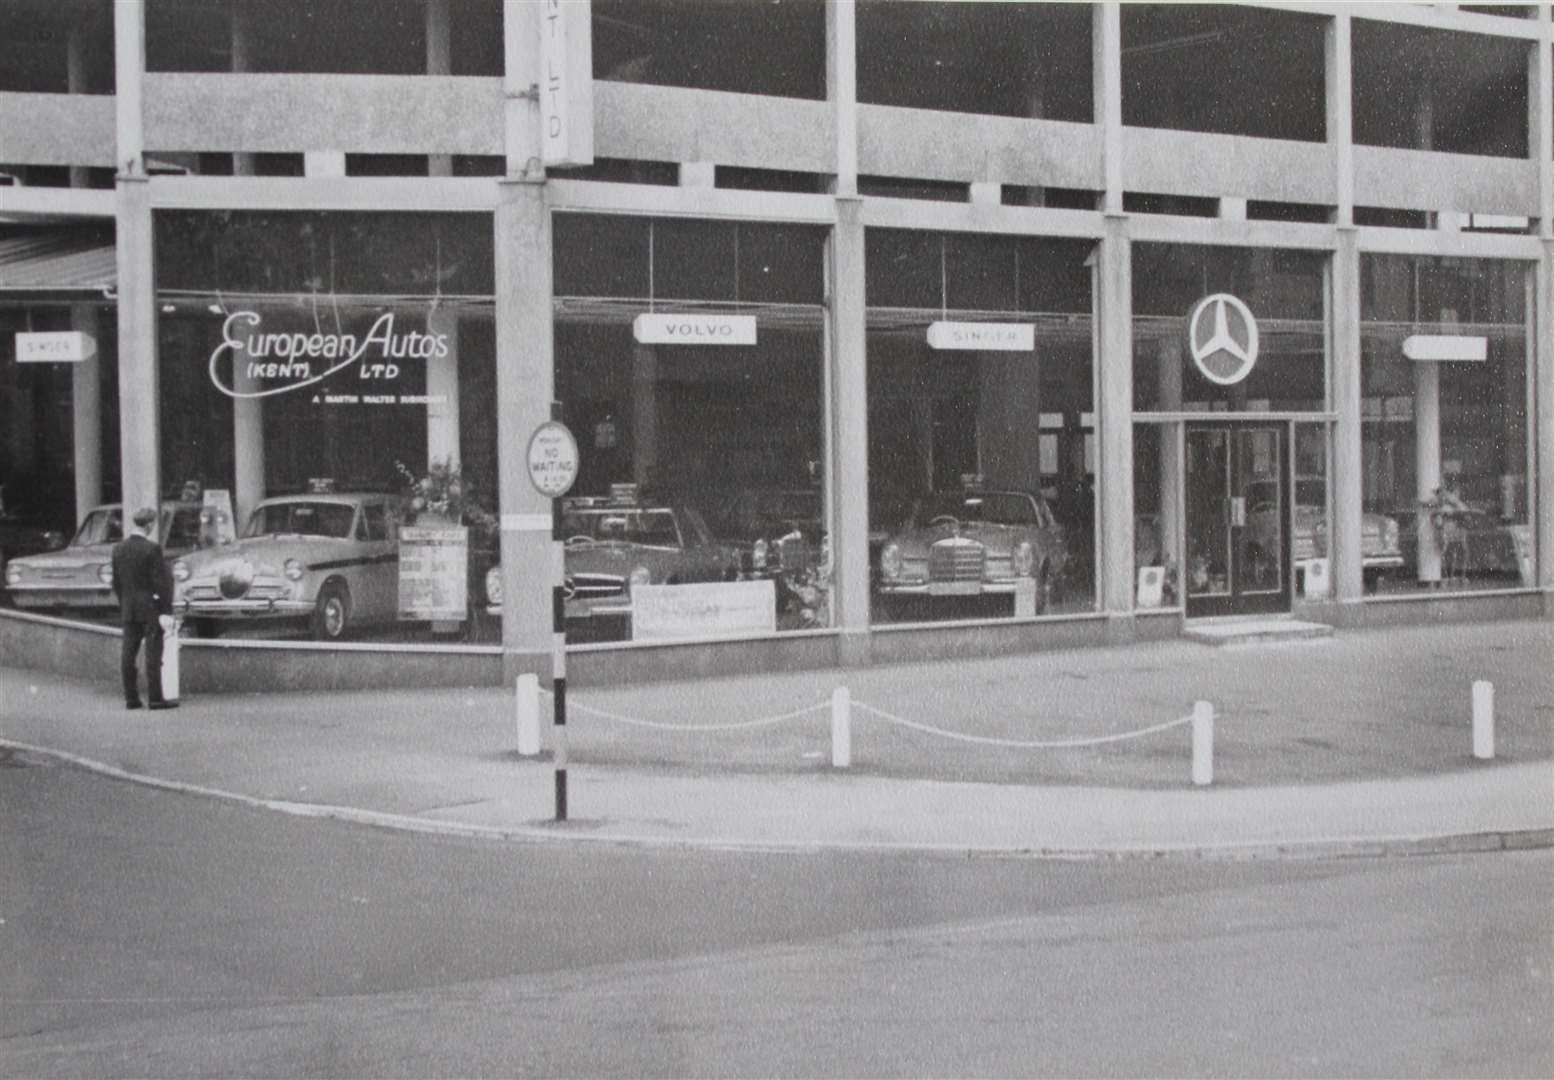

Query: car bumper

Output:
[178, 598, 314, 619]
[8, 586, 115, 608]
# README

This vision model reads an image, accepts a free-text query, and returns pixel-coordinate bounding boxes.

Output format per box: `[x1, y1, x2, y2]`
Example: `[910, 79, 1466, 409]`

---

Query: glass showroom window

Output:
[551, 214, 830, 645]
[153, 211, 498, 644]
[1360, 256, 1533, 596]
[1132, 244, 1327, 618]
[867, 231, 1096, 625]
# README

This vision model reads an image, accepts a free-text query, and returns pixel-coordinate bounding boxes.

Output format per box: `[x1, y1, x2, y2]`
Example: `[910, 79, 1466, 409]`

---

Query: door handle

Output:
[1229, 496, 1246, 528]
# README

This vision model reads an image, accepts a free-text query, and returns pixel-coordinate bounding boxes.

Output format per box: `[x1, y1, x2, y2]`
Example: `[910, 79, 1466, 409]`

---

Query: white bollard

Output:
[1472, 680, 1495, 760]
[1191, 700, 1214, 786]
[160, 621, 180, 703]
[516, 673, 541, 757]
[831, 687, 851, 769]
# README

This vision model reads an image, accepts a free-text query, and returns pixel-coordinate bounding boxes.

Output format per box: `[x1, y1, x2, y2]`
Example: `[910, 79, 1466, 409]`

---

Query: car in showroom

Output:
[5, 501, 203, 611]
[172, 491, 402, 640]
[707, 487, 828, 616]
[0, 502, 71, 599]
[1247, 478, 1403, 587]
[484, 489, 742, 632]
[1392, 505, 1525, 584]
[875, 486, 1067, 614]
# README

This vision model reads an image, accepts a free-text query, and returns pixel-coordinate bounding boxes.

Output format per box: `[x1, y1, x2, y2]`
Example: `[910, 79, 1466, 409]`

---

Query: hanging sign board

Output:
[926, 322, 1034, 351]
[16, 331, 94, 363]
[632, 313, 757, 346]
[398, 525, 469, 622]
[527, 420, 579, 498]
[539, 0, 595, 167]
[1402, 335, 1487, 362]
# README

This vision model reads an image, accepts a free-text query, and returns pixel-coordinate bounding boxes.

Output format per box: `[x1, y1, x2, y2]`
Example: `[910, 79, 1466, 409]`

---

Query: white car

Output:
[173, 492, 402, 640]
[5, 501, 202, 610]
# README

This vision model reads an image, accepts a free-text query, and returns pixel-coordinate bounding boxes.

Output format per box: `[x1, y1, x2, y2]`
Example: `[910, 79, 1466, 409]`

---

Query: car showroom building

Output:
[1, 0, 1551, 690]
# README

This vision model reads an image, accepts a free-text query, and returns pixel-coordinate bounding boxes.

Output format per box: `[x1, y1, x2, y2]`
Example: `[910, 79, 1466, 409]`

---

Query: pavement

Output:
[1, 618, 1551, 858]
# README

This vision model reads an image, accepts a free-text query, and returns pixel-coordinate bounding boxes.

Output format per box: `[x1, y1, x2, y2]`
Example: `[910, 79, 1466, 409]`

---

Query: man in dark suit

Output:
[111, 506, 178, 711]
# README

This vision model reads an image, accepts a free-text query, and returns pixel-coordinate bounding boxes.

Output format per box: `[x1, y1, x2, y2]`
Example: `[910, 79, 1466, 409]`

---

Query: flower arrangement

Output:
[395, 457, 496, 534]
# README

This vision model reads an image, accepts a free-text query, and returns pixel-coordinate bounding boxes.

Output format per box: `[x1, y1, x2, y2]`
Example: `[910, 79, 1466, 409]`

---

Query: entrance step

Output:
[1183, 618, 1334, 647]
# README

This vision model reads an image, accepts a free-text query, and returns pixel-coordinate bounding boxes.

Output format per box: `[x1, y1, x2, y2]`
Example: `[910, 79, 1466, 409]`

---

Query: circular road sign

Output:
[527, 420, 579, 498]
[1187, 293, 1260, 386]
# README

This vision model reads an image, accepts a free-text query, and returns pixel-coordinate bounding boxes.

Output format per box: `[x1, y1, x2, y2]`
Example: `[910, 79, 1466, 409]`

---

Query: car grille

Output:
[928, 539, 985, 583]
[185, 582, 288, 602]
[570, 573, 624, 599]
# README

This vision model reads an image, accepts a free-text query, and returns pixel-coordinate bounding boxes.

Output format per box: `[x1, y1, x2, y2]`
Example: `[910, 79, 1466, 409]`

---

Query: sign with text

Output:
[1136, 566, 1165, 609]
[633, 313, 758, 346]
[1402, 335, 1487, 362]
[926, 321, 1034, 351]
[539, 0, 595, 167]
[631, 580, 776, 642]
[16, 331, 95, 363]
[200, 489, 237, 547]
[397, 524, 468, 621]
[527, 420, 579, 498]
[208, 310, 449, 399]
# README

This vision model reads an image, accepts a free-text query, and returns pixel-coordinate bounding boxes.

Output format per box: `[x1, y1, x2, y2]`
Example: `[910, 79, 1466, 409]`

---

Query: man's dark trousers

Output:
[111, 531, 172, 707]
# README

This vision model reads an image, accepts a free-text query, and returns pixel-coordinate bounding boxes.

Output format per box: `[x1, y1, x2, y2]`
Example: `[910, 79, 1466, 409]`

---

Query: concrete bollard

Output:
[1472, 680, 1495, 760]
[831, 687, 851, 769]
[160, 620, 181, 704]
[1191, 700, 1214, 786]
[516, 673, 541, 757]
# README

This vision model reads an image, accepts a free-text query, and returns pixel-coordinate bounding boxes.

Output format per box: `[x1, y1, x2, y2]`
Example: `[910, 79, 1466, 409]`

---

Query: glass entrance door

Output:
[1184, 424, 1290, 618]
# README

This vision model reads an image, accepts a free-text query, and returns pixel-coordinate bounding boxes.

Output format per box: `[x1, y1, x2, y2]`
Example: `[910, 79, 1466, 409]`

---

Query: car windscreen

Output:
[916, 493, 1036, 526]
[563, 509, 682, 547]
[245, 502, 356, 539]
[73, 508, 122, 546]
[162, 507, 204, 548]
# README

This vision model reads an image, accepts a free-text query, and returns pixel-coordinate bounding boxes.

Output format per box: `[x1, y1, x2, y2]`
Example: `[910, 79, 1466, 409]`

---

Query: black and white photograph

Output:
[2, 0, 1552, 1075]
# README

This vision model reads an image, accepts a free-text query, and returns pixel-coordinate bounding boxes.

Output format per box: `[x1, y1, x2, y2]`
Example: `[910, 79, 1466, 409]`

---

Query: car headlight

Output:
[880, 542, 902, 580]
[485, 566, 503, 607]
[97, 563, 114, 585]
[284, 558, 304, 581]
[5, 564, 20, 586]
[629, 565, 651, 588]
[1013, 540, 1035, 577]
[752, 539, 768, 571]
[172, 558, 190, 582]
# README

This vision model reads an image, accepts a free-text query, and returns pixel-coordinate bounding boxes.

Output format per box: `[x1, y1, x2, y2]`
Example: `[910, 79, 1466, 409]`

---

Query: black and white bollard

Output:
[831, 687, 851, 768]
[1191, 700, 1214, 786]
[516, 673, 541, 756]
[1472, 680, 1495, 760]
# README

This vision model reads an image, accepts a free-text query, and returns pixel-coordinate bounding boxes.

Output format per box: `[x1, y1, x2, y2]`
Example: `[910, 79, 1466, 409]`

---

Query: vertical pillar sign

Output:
[540, 0, 595, 167]
[529, 413, 579, 820]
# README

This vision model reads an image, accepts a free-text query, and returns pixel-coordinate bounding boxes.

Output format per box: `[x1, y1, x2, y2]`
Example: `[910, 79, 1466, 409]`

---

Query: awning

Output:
[0, 234, 116, 295]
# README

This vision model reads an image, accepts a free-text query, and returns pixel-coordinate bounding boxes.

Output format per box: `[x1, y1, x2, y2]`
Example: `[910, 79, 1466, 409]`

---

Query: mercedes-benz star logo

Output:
[1187, 293, 1260, 386]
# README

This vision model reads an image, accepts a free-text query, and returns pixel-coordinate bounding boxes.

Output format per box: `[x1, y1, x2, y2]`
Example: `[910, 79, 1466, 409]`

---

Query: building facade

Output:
[1, 1, 1551, 688]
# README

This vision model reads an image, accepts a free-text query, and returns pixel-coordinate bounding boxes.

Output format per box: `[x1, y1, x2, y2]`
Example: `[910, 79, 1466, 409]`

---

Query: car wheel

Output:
[312, 581, 351, 641]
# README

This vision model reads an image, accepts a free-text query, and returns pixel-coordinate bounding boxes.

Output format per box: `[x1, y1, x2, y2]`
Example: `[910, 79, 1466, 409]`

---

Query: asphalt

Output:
[2, 618, 1551, 858]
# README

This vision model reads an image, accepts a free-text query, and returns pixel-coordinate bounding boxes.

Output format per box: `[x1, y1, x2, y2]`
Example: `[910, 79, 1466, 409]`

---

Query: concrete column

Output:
[1094, 3, 1123, 215]
[231, 352, 265, 527]
[230, 3, 256, 176]
[1096, 216, 1133, 623]
[826, 0, 858, 197]
[631, 344, 657, 488]
[69, 303, 102, 518]
[829, 196, 869, 662]
[1331, 229, 1364, 605]
[66, 26, 90, 188]
[1325, 14, 1353, 226]
[114, 3, 159, 515]
[1156, 339, 1183, 575]
[494, 180, 555, 681]
[1536, 242, 1553, 607]
[425, 307, 461, 466]
[1413, 360, 1443, 584]
[426, 0, 453, 177]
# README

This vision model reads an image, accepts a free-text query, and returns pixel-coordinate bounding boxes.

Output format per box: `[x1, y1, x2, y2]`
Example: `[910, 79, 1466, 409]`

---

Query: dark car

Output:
[1393, 506, 1524, 583]
[708, 488, 827, 613]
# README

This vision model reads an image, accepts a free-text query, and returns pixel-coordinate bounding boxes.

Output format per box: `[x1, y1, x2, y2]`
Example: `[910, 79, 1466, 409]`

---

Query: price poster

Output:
[398, 525, 468, 621]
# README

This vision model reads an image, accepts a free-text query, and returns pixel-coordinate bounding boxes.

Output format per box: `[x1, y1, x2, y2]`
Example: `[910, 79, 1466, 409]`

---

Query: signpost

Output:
[528, 409, 578, 820]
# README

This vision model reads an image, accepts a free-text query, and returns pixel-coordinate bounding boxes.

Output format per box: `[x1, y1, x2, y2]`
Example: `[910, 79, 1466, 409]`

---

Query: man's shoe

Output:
[126, 701, 143, 710]
[148, 701, 179, 710]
